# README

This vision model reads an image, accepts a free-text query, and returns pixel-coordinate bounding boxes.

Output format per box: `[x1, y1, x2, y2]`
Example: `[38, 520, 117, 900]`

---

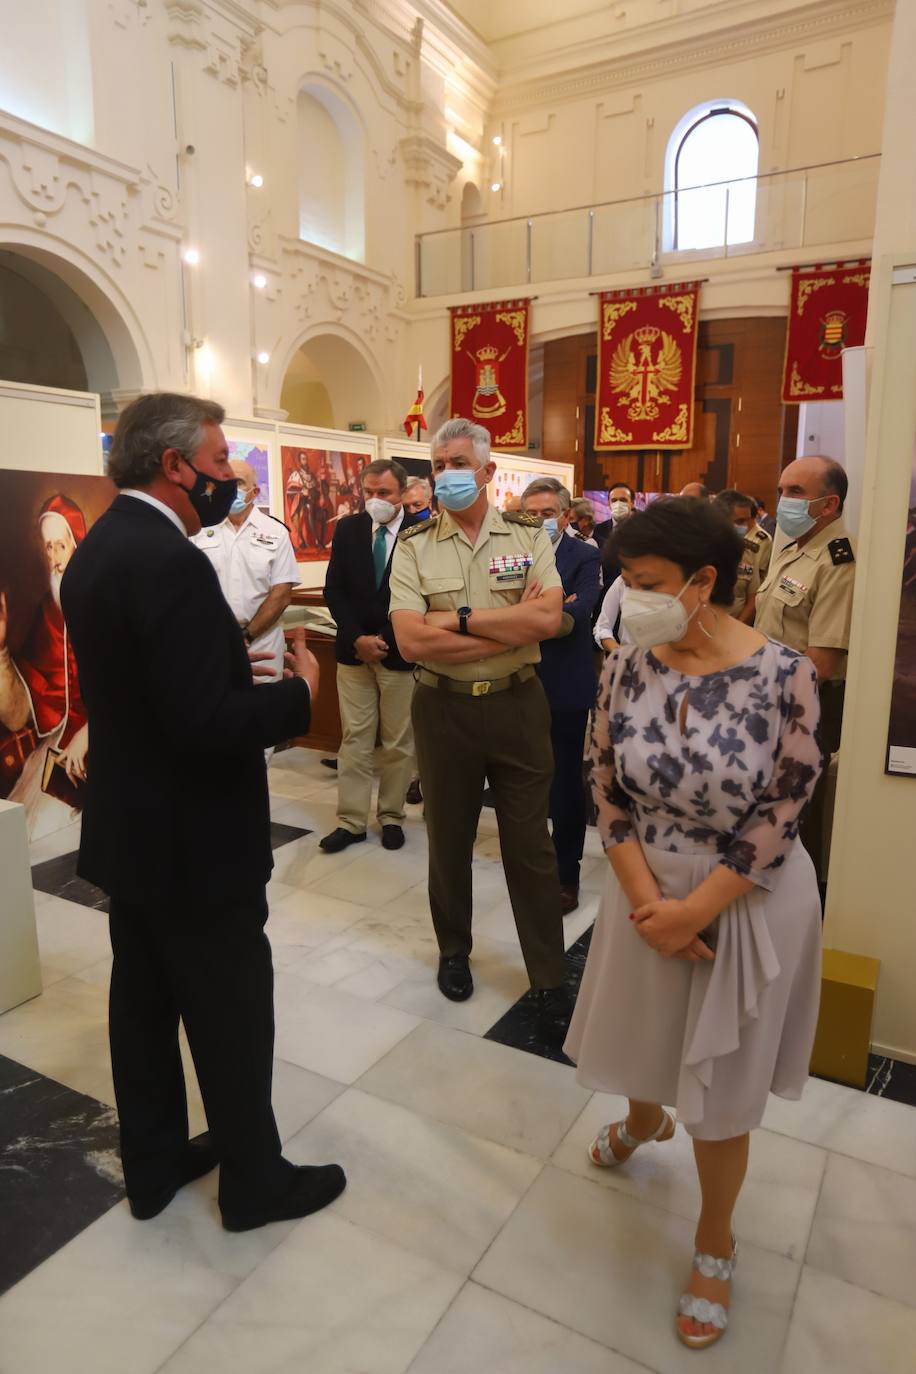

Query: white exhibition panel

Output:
[275, 423, 379, 588]
[0, 380, 103, 476]
[0, 800, 42, 1014]
[489, 451, 576, 507]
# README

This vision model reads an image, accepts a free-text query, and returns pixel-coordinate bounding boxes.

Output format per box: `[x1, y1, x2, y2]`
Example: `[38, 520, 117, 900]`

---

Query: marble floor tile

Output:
[156, 1211, 465, 1374]
[267, 827, 376, 888]
[0, 975, 115, 1107]
[357, 1021, 591, 1158]
[0, 1171, 291, 1374]
[382, 939, 531, 1036]
[27, 818, 82, 867]
[286, 1088, 542, 1275]
[552, 1094, 826, 1262]
[781, 1268, 916, 1374]
[473, 1165, 800, 1374]
[306, 840, 431, 907]
[30, 850, 109, 911]
[272, 973, 419, 1083]
[32, 893, 112, 986]
[407, 1282, 648, 1374]
[0, 1055, 122, 1296]
[265, 887, 374, 967]
[762, 1074, 916, 1179]
[805, 1152, 916, 1310]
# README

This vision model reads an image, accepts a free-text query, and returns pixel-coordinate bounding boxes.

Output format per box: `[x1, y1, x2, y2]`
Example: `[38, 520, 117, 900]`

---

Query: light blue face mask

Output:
[434, 469, 480, 512]
[542, 517, 561, 543]
[229, 490, 251, 516]
[733, 523, 749, 538]
[776, 496, 825, 540]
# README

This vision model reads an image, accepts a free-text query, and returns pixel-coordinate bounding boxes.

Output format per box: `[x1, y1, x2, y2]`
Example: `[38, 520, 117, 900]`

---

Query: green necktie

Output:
[373, 525, 388, 587]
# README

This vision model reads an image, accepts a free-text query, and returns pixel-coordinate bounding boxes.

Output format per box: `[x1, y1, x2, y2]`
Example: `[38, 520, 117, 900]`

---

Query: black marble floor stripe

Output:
[0, 1055, 124, 1297]
[30, 824, 312, 913]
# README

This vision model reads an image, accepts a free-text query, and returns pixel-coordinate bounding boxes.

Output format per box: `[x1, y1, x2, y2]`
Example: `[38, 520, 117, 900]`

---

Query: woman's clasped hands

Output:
[630, 897, 716, 963]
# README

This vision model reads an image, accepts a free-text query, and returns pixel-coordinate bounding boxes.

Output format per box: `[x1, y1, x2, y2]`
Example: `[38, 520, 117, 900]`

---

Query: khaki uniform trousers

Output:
[412, 674, 565, 990]
[336, 662, 415, 833]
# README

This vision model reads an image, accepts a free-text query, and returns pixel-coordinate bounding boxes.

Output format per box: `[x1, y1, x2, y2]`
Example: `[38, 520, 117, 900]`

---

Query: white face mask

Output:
[365, 497, 398, 525]
[610, 500, 631, 521]
[620, 578, 697, 649]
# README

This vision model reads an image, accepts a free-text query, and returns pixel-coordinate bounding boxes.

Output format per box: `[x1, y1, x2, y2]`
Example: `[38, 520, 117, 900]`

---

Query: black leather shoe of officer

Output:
[437, 955, 473, 1001]
[381, 824, 405, 850]
[128, 1131, 219, 1221]
[528, 985, 575, 1048]
[221, 1162, 347, 1233]
[405, 778, 423, 805]
[319, 827, 366, 853]
[559, 885, 579, 916]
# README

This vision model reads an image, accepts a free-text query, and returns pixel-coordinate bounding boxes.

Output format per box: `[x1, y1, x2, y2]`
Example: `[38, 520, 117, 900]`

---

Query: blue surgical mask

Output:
[411, 506, 431, 522]
[776, 496, 822, 540]
[435, 469, 480, 512]
[734, 524, 749, 538]
[542, 517, 561, 543]
[229, 490, 251, 516]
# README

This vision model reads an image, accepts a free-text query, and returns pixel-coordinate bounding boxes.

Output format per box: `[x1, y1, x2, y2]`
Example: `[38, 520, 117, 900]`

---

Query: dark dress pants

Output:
[548, 708, 590, 889]
[413, 673, 565, 990]
[108, 892, 291, 1213]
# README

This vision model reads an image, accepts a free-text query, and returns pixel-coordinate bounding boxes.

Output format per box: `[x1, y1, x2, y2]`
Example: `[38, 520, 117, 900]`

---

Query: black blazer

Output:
[536, 535, 601, 712]
[60, 494, 311, 905]
[323, 510, 419, 670]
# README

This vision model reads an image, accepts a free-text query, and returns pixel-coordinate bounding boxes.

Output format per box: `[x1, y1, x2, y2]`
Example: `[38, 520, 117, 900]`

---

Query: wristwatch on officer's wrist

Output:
[457, 606, 472, 636]
[242, 627, 254, 646]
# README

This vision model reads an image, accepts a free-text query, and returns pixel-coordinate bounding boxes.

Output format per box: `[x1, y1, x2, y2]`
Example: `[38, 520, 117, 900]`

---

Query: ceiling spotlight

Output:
[256, 350, 270, 365]
[249, 173, 264, 188]
[182, 246, 200, 266]
[490, 182, 502, 193]
[492, 135, 502, 146]
[252, 273, 267, 289]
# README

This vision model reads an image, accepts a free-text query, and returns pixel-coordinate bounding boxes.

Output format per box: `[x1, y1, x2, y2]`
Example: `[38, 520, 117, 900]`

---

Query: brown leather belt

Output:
[413, 664, 536, 697]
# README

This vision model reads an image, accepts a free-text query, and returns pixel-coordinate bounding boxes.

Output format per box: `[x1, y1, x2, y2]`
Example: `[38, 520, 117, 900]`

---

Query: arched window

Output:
[664, 102, 759, 252]
[297, 83, 365, 262]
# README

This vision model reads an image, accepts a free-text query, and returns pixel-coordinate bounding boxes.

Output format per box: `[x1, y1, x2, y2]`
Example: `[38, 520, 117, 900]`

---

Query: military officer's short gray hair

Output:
[571, 498, 594, 520]
[433, 417, 491, 466]
[521, 478, 571, 511]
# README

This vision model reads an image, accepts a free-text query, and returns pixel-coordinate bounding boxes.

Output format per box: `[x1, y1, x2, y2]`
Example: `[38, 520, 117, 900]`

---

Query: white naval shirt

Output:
[191, 505, 300, 681]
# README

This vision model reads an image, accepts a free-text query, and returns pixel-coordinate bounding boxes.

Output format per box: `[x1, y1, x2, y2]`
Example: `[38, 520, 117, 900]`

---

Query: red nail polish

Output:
[628, 912, 635, 921]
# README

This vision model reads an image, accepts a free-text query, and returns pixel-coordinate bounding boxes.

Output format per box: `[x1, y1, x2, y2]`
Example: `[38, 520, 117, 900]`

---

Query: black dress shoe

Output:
[128, 1131, 219, 1221]
[527, 985, 576, 1048]
[560, 885, 579, 916]
[405, 778, 423, 805]
[319, 827, 367, 853]
[221, 1162, 347, 1232]
[437, 955, 473, 1001]
[381, 824, 405, 850]
[320, 758, 339, 770]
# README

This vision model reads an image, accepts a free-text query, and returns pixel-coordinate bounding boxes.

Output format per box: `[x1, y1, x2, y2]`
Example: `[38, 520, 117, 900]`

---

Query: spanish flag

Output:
[403, 366, 428, 438]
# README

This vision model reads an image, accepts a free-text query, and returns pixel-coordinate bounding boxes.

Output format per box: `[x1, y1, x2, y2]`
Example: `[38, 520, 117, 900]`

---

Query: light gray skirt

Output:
[564, 840, 822, 1140]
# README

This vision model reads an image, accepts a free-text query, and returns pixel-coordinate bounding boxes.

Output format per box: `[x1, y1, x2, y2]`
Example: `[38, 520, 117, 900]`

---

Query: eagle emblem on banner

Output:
[609, 325, 683, 422]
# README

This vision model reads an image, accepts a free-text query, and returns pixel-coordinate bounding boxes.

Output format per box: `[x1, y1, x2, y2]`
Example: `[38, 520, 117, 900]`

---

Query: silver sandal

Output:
[587, 1108, 676, 1168]
[676, 1239, 738, 1349]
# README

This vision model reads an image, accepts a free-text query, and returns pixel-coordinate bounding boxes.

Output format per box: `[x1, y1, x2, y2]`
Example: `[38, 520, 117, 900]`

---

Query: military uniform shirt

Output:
[754, 518, 855, 681]
[730, 526, 772, 618]
[388, 504, 562, 681]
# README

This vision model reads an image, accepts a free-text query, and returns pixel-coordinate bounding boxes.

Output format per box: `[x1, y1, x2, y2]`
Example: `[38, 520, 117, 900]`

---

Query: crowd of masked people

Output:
[59, 392, 855, 1352]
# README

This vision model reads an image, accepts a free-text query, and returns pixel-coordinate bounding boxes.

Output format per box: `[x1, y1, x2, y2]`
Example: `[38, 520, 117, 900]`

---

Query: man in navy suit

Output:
[322, 459, 421, 853]
[521, 479, 601, 915]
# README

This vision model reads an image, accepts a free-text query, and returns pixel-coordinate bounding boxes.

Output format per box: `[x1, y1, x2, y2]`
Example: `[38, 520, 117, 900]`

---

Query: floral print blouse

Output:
[586, 640, 823, 890]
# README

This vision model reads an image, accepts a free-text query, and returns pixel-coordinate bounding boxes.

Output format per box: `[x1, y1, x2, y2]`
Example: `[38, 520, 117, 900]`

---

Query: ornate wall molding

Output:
[399, 133, 462, 209]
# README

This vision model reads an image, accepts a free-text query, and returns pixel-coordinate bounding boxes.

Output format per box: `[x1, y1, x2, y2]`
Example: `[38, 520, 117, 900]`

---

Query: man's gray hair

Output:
[571, 498, 594, 519]
[433, 417, 491, 466]
[403, 475, 432, 496]
[107, 392, 226, 489]
[521, 478, 571, 511]
[361, 458, 407, 490]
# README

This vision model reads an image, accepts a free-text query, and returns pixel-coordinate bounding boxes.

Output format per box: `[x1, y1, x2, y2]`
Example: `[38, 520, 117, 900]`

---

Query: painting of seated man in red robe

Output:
[0, 477, 115, 838]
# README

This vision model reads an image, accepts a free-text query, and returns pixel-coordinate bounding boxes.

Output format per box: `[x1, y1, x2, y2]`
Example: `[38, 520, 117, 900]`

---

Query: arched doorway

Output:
[279, 331, 385, 433]
[0, 247, 145, 400]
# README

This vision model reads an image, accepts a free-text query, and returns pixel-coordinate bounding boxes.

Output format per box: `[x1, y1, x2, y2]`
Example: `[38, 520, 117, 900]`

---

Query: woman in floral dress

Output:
[564, 497, 823, 1350]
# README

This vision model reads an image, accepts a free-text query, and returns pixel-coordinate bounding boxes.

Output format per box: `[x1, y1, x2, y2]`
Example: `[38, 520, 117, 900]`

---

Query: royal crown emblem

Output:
[609, 327, 683, 422]
[466, 341, 511, 420]
[818, 309, 848, 359]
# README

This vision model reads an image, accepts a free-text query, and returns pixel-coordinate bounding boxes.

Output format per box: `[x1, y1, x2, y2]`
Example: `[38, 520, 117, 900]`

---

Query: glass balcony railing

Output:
[415, 154, 880, 298]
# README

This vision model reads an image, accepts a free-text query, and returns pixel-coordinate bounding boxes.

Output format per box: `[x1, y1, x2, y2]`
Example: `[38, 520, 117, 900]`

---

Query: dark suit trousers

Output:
[413, 674, 565, 989]
[548, 708, 590, 888]
[108, 892, 290, 1212]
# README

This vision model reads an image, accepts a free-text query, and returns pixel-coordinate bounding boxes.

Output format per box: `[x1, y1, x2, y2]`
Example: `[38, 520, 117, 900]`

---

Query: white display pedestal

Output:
[0, 800, 42, 1013]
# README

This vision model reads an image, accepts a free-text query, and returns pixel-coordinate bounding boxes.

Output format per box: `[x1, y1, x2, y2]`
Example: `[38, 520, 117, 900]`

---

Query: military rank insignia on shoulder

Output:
[502, 511, 542, 527]
[398, 515, 439, 541]
[828, 537, 855, 566]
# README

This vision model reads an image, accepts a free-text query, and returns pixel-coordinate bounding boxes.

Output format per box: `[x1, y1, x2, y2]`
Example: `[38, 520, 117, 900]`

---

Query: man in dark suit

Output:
[521, 480, 601, 915]
[61, 392, 345, 1232]
[592, 480, 636, 557]
[321, 459, 420, 853]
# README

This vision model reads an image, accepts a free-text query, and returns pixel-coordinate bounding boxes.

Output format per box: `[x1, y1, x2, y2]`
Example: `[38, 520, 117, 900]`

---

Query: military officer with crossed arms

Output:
[388, 417, 572, 1038]
[753, 455, 856, 882]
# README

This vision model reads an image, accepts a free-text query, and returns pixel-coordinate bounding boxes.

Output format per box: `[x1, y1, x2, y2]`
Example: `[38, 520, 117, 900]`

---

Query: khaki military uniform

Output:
[755, 517, 856, 879]
[729, 526, 772, 619]
[388, 505, 566, 989]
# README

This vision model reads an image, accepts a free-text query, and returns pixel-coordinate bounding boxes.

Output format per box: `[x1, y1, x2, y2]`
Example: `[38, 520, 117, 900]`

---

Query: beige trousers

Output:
[336, 662, 415, 833]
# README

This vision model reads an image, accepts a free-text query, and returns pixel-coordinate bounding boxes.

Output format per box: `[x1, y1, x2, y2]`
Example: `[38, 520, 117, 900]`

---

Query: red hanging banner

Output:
[595, 281, 701, 452]
[449, 299, 530, 450]
[781, 261, 870, 403]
